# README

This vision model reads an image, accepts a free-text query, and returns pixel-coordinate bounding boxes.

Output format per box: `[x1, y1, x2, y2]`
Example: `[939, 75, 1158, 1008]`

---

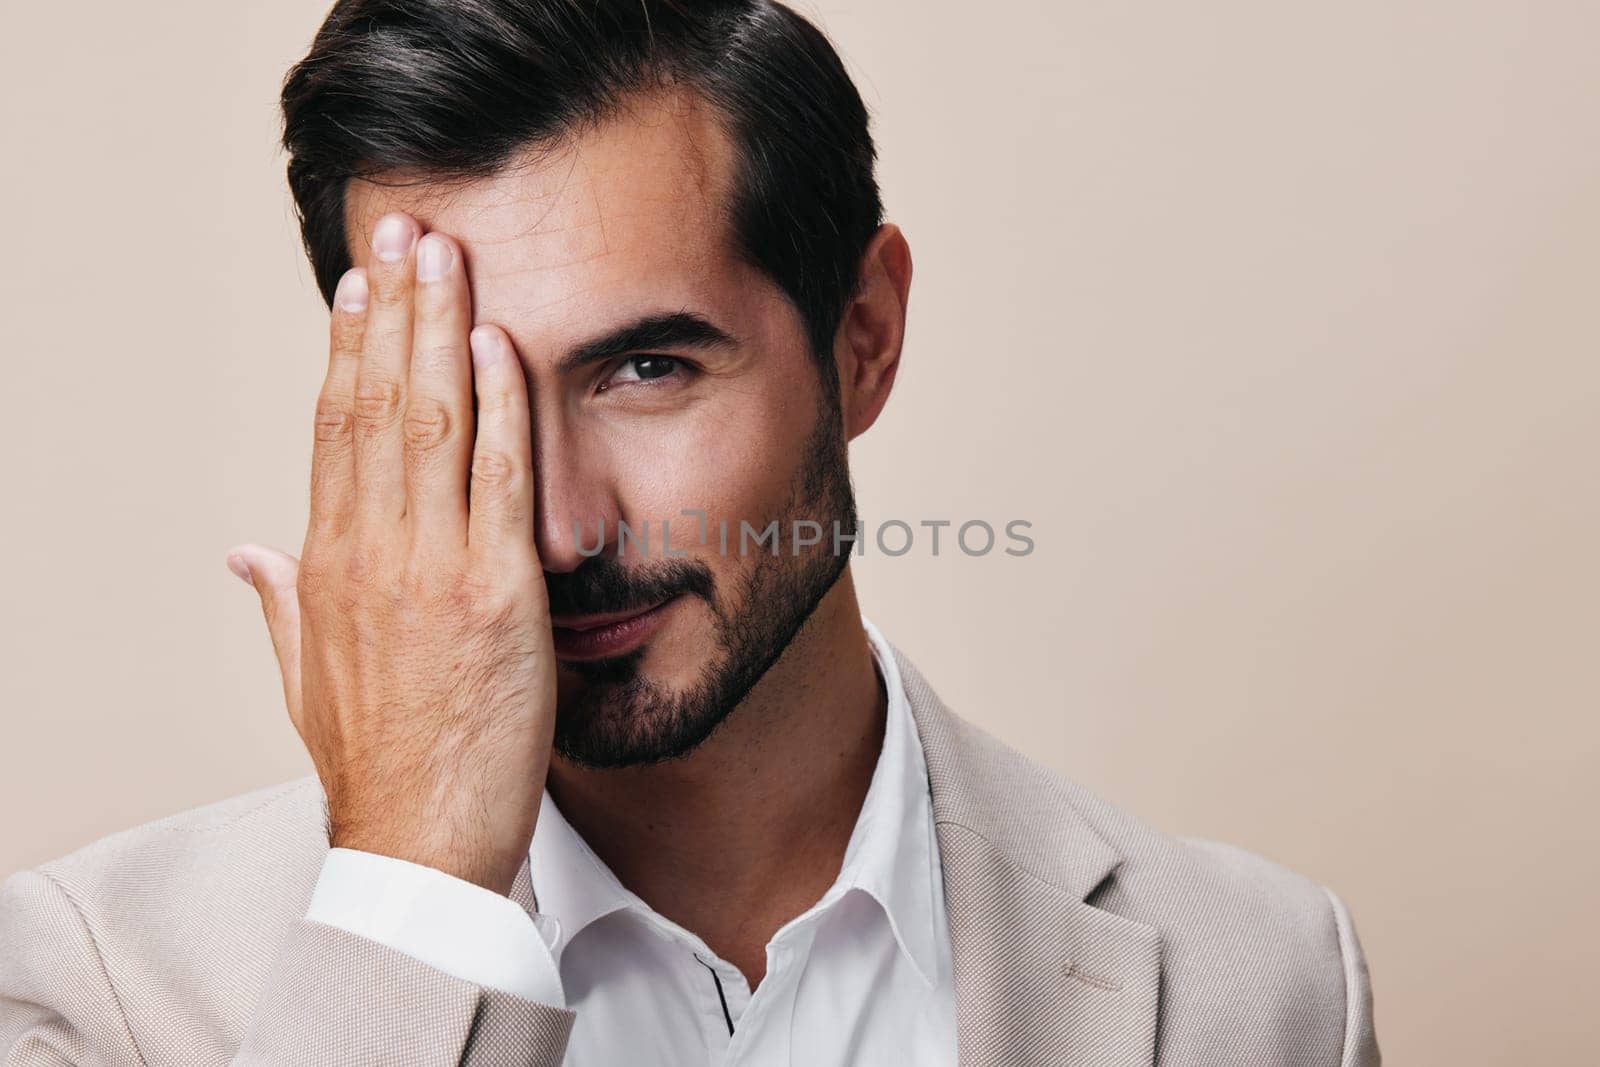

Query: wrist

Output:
[329, 824, 525, 897]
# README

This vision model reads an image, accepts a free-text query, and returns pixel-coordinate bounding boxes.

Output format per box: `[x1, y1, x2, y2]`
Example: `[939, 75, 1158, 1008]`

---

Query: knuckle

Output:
[412, 340, 465, 375]
[457, 566, 505, 607]
[368, 264, 412, 304]
[353, 377, 404, 425]
[366, 321, 409, 353]
[313, 396, 354, 444]
[330, 313, 364, 352]
[471, 450, 526, 496]
[440, 581, 480, 622]
[412, 335, 464, 364]
[395, 557, 442, 601]
[452, 589, 523, 650]
[401, 399, 454, 451]
[340, 543, 386, 591]
[476, 383, 514, 417]
[296, 552, 334, 601]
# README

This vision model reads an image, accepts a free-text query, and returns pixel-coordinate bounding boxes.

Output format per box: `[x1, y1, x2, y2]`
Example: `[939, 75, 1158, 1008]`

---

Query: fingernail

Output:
[469, 326, 497, 368]
[416, 235, 452, 282]
[372, 214, 415, 263]
[226, 554, 254, 587]
[335, 269, 368, 312]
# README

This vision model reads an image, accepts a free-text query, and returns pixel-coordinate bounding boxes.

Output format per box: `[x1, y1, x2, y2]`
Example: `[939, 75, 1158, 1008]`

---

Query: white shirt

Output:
[306, 617, 958, 1066]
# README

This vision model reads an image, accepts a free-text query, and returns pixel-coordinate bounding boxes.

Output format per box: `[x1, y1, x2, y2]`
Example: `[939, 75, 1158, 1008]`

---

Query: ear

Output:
[834, 224, 913, 440]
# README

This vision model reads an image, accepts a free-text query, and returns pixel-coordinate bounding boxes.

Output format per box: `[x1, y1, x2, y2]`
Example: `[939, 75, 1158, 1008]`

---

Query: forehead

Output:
[344, 89, 749, 345]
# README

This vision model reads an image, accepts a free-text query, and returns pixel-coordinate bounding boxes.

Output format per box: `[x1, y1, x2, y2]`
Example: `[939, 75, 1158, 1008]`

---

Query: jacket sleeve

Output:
[0, 868, 575, 1067]
[1325, 888, 1380, 1067]
[303, 847, 567, 1010]
[234, 919, 574, 1066]
[0, 870, 142, 1067]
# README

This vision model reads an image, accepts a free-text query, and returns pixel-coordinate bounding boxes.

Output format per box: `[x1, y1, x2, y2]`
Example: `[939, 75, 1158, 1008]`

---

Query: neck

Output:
[544, 572, 885, 982]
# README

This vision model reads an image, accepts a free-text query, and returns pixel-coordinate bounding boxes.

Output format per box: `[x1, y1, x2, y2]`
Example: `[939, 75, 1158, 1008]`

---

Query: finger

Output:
[465, 325, 537, 560]
[353, 212, 420, 527]
[404, 232, 474, 547]
[225, 544, 304, 732]
[309, 268, 368, 543]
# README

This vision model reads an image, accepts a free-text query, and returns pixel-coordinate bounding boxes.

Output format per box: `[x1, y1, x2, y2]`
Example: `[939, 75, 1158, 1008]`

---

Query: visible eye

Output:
[602, 355, 684, 390]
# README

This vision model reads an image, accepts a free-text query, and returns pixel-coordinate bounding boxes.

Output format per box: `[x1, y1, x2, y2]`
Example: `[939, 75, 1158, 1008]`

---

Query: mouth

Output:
[550, 596, 680, 662]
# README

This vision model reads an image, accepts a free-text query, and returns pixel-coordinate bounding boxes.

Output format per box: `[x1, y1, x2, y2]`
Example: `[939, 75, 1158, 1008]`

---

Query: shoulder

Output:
[946, 709, 1353, 963]
[1067, 776, 1346, 956]
[1034, 750, 1375, 1060]
[1082, 803, 1373, 1061]
[921, 697, 1373, 1060]
[2, 777, 328, 1016]
[28, 776, 326, 899]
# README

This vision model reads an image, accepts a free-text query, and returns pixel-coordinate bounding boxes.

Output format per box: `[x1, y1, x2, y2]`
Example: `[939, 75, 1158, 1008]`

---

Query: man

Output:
[0, 1, 1378, 1063]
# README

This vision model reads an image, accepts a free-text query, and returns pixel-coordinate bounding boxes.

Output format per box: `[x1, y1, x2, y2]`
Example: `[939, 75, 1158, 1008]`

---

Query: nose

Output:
[532, 419, 623, 574]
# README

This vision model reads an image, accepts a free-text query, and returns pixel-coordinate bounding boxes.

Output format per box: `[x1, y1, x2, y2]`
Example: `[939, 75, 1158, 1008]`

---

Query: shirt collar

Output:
[527, 615, 942, 988]
[839, 615, 942, 987]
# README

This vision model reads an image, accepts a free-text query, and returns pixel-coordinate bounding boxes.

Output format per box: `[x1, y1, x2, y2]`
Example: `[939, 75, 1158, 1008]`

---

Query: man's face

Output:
[344, 90, 856, 768]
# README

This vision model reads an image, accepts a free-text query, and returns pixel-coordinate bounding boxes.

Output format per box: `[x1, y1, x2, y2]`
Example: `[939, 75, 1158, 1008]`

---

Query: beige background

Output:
[3, 2, 1597, 1062]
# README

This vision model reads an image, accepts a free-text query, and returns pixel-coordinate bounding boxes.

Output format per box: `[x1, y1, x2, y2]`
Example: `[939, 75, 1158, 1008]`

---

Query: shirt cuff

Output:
[305, 846, 566, 1009]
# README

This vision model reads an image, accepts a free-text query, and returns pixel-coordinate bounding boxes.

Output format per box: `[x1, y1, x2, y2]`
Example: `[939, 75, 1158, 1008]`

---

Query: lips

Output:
[550, 597, 678, 661]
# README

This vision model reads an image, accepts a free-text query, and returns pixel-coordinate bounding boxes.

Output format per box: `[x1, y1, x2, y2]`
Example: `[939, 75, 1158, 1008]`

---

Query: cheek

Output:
[609, 400, 808, 529]
[605, 385, 819, 546]
[602, 278, 824, 545]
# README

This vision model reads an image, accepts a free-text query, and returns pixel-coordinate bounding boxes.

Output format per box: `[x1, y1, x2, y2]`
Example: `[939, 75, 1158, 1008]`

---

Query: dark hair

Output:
[280, 0, 882, 373]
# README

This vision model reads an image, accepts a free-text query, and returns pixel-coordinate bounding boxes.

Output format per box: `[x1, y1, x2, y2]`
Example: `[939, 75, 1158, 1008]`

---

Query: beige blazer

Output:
[0, 646, 1378, 1065]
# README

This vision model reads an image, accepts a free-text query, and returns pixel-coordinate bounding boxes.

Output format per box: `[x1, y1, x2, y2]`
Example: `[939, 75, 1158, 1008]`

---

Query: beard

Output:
[544, 396, 857, 769]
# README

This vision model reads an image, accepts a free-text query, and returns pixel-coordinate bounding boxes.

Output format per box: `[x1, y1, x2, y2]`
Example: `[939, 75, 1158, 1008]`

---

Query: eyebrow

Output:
[557, 311, 739, 374]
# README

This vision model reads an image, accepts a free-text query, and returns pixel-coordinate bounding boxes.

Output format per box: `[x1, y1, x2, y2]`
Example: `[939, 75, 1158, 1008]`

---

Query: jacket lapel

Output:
[510, 858, 538, 914]
[897, 647, 1162, 1066]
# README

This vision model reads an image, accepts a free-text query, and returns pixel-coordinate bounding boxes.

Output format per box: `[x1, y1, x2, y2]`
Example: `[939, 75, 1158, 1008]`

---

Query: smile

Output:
[550, 597, 680, 661]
